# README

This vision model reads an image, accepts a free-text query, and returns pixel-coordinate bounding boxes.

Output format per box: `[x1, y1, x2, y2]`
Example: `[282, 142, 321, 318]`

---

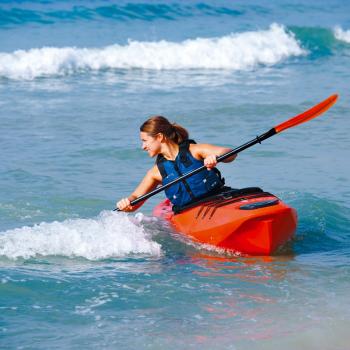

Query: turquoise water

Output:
[1, 1, 350, 349]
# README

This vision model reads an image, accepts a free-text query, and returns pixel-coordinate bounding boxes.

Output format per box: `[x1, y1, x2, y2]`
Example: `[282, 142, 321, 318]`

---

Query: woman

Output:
[116, 116, 237, 212]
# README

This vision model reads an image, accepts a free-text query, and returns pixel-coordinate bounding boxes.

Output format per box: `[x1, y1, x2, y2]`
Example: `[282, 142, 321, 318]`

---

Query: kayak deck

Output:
[153, 187, 297, 255]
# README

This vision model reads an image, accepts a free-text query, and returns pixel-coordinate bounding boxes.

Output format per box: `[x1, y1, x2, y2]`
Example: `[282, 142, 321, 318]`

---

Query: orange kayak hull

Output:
[153, 189, 297, 255]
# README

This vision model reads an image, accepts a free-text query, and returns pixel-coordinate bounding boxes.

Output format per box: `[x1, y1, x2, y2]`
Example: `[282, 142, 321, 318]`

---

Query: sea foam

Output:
[0, 211, 161, 260]
[334, 26, 350, 43]
[0, 24, 305, 80]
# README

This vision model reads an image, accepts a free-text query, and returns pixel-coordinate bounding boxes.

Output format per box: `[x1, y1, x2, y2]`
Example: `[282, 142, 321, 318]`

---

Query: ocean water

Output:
[1, 1, 350, 349]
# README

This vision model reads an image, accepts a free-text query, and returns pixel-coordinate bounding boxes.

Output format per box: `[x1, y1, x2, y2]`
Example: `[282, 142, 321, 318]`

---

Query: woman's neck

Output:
[161, 141, 179, 161]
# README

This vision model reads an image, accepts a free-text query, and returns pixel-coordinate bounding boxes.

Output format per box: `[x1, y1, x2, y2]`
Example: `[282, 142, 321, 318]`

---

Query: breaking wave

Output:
[0, 24, 305, 80]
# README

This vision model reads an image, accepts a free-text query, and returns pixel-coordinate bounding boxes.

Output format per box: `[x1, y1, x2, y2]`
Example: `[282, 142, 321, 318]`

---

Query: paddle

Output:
[115, 94, 338, 211]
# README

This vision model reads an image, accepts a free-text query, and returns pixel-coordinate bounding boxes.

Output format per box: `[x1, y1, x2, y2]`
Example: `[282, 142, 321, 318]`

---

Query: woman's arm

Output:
[116, 165, 162, 212]
[190, 143, 237, 170]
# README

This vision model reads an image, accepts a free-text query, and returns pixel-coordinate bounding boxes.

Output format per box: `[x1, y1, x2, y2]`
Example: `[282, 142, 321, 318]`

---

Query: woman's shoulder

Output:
[189, 142, 208, 160]
[189, 143, 201, 151]
[147, 164, 162, 181]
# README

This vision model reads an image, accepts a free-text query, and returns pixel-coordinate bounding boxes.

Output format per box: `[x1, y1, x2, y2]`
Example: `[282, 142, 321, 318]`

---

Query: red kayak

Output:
[153, 187, 297, 255]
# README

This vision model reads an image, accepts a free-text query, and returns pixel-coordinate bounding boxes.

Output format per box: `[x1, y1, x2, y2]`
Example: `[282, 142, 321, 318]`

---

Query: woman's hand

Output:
[116, 197, 134, 212]
[203, 154, 218, 170]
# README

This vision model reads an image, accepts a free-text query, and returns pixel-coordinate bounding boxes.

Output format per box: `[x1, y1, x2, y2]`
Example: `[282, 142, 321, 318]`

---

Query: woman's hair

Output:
[140, 116, 189, 144]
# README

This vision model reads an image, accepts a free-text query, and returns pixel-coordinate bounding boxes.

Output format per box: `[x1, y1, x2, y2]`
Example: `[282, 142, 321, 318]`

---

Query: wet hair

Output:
[140, 116, 189, 144]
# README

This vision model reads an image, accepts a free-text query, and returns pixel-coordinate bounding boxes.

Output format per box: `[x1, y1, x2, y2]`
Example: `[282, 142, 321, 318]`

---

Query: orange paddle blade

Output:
[274, 94, 338, 133]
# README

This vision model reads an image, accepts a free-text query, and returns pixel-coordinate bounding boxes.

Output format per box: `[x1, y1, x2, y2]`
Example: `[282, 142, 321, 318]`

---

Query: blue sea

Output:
[1, 1, 350, 349]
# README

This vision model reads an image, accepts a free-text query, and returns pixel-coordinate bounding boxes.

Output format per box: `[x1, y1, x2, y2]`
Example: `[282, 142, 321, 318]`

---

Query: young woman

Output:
[116, 116, 237, 212]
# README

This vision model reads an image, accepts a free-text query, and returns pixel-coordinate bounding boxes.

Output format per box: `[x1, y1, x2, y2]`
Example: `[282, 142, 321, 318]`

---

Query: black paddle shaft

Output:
[115, 128, 276, 211]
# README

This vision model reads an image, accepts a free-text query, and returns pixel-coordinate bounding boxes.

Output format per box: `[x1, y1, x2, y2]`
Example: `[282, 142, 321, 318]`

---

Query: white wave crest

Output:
[0, 24, 305, 80]
[0, 211, 161, 260]
[334, 26, 350, 43]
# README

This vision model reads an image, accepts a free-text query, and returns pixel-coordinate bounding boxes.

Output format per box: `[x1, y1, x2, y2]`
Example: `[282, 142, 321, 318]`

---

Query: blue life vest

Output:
[156, 139, 224, 208]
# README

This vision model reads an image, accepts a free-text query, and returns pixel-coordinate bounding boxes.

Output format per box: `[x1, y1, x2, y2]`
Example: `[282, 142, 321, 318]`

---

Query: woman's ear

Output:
[157, 133, 166, 143]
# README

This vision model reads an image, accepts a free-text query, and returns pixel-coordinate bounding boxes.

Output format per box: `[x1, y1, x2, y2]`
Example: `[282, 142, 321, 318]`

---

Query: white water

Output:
[0, 24, 305, 80]
[334, 26, 350, 43]
[0, 211, 161, 260]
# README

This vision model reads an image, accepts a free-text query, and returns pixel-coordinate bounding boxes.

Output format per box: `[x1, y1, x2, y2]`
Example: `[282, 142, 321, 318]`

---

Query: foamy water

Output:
[0, 211, 161, 260]
[0, 24, 305, 80]
[334, 26, 350, 43]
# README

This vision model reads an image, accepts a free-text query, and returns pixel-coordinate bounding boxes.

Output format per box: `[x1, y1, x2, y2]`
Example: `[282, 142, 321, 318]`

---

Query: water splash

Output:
[0, 211, 162, 260]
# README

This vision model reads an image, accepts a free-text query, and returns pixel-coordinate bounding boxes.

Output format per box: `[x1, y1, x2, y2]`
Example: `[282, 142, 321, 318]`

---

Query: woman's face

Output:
[140, 132, 162, 157]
